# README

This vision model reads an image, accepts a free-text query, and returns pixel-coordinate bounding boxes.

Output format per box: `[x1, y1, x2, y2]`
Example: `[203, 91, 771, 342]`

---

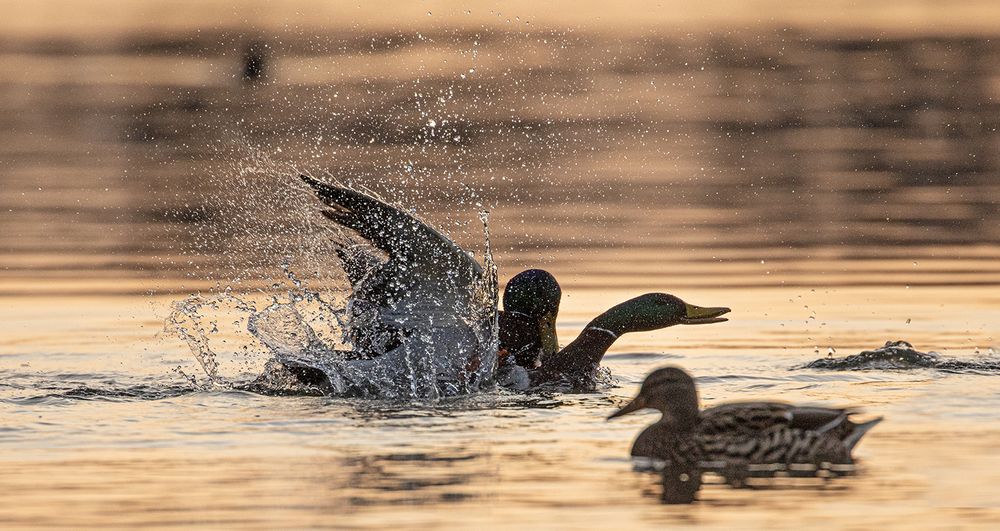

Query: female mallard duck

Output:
[609, 367, 882, 467]
[298, 176, 730, 394]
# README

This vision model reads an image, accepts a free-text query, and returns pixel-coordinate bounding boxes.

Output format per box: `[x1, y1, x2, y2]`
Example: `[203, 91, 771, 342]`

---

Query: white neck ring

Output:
[587, 326, 619, 340]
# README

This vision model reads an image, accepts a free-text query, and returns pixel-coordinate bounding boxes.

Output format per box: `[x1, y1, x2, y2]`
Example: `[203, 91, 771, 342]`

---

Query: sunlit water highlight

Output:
[2, 10, 1000, 528]
[2, 285, 999, 527]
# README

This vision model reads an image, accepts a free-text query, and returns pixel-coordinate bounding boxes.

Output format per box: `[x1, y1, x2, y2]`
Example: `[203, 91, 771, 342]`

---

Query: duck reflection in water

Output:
[659, 462, 702, 504]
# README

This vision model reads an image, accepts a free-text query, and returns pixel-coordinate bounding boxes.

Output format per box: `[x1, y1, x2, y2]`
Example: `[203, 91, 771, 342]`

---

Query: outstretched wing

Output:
[301, 174, 496, 389]
[300, 175, 497, 397]
[302, 175, 479, 271]
[301, 175, 483, 307]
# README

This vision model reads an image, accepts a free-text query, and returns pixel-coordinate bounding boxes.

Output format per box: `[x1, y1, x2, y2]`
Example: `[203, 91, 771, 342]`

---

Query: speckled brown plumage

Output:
[612, 367, 882, 468]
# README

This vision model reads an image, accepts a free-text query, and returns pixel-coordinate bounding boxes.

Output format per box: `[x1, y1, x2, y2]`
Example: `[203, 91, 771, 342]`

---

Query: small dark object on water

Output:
[804, 340, 1000, 373]
[805, 340, 937, 370]
[242, 41, 268, 82]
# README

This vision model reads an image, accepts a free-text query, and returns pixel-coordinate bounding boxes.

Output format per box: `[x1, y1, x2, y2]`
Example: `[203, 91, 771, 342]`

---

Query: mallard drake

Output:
[499, 268, 561, 369]
[298, 176, 730, 394]
[529, 295, 730, 389]
[609, 367, 882, 468]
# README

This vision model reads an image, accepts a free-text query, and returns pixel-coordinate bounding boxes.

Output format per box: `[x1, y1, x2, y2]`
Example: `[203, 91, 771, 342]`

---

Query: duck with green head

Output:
[499, 268, 562, 368]
[495, 270, 731, 390]
[294, 175, 730, 395]
[528, 294, 730, 389]
[608, 366, 883, 469]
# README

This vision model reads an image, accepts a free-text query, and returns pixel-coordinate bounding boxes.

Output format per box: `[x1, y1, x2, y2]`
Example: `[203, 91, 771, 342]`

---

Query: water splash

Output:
[166, 292, 287, 389]
[471, 209, 500, 389]
[165, 180, 501, 400]
[803, 340, 1000, 373]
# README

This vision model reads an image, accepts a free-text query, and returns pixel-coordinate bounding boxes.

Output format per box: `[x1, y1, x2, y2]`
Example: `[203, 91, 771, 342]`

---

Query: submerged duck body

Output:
[610, 367, 882, 468]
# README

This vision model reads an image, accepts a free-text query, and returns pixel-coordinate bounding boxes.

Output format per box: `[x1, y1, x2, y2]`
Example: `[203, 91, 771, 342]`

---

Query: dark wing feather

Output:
[302, 175, 483, 309]
[334, 245, 385, 287]
[303, 175, 481, 275]
[302, 175, 492, 373]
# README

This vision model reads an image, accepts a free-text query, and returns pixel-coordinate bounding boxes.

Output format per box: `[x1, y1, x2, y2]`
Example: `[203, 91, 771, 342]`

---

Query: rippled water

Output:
[2, 6, 1000, 529]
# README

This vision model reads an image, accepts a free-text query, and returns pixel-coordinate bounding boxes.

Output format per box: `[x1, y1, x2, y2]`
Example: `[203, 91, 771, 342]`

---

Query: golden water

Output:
[2, 3, 1000, 528]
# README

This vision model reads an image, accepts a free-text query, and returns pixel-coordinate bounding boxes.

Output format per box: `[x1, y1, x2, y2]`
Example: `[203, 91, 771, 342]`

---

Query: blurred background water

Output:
[1, 1, 999, 528]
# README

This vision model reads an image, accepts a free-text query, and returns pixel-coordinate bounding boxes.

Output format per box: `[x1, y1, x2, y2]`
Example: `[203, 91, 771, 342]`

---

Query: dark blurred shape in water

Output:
[242, 40, 267, 83]
[660, 462, 702, 504]
[1, 29, 998, 293]
[805, 340, 1000, 372]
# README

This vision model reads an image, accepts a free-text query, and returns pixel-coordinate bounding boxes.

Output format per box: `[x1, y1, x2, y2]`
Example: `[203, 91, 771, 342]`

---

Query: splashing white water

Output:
[167, 181, 500, 400]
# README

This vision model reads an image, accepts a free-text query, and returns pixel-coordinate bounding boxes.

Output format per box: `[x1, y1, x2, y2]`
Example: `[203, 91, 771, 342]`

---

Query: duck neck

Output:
[660, 389, 701, 433]
[536, 327, 618, 382]
[586, 308, 630, 338]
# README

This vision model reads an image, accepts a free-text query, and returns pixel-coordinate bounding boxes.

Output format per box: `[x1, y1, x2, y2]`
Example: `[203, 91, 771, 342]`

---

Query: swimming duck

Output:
[528, 294, 730, 389]
[608, 367, 882, 467]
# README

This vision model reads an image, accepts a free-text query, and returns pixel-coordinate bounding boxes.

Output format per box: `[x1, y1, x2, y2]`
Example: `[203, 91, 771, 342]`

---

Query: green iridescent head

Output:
[502, 269, 562, 361]
[591, 293, 730, 336]
[503, 269, 561, 319]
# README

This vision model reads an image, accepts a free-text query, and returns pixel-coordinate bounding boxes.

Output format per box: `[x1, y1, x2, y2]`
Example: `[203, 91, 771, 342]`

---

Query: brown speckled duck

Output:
[609, 367, 882, 468]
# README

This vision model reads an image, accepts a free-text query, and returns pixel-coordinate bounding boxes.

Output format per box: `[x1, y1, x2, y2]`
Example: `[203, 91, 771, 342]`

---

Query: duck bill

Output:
[607, 397, 647, 420]
[680, 303, 731, 325]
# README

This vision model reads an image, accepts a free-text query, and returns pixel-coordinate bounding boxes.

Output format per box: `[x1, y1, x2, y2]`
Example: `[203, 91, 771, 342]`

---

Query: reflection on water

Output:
[1, 288, 998, 527]
[2, 12, 1000, 530]
[2, 29, 999, 294]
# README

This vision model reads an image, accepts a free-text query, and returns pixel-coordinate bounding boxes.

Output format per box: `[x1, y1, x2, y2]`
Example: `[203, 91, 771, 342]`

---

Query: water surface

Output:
[2, 8, 1000, 529]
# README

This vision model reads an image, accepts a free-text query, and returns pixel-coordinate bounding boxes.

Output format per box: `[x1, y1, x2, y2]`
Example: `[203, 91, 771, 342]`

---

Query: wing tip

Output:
[300, 173, 350, 206]
[300, 173, 323, 189]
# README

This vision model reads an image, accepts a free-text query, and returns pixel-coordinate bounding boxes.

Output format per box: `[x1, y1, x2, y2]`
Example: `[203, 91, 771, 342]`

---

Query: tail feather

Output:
[844, 417, 883, 452]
